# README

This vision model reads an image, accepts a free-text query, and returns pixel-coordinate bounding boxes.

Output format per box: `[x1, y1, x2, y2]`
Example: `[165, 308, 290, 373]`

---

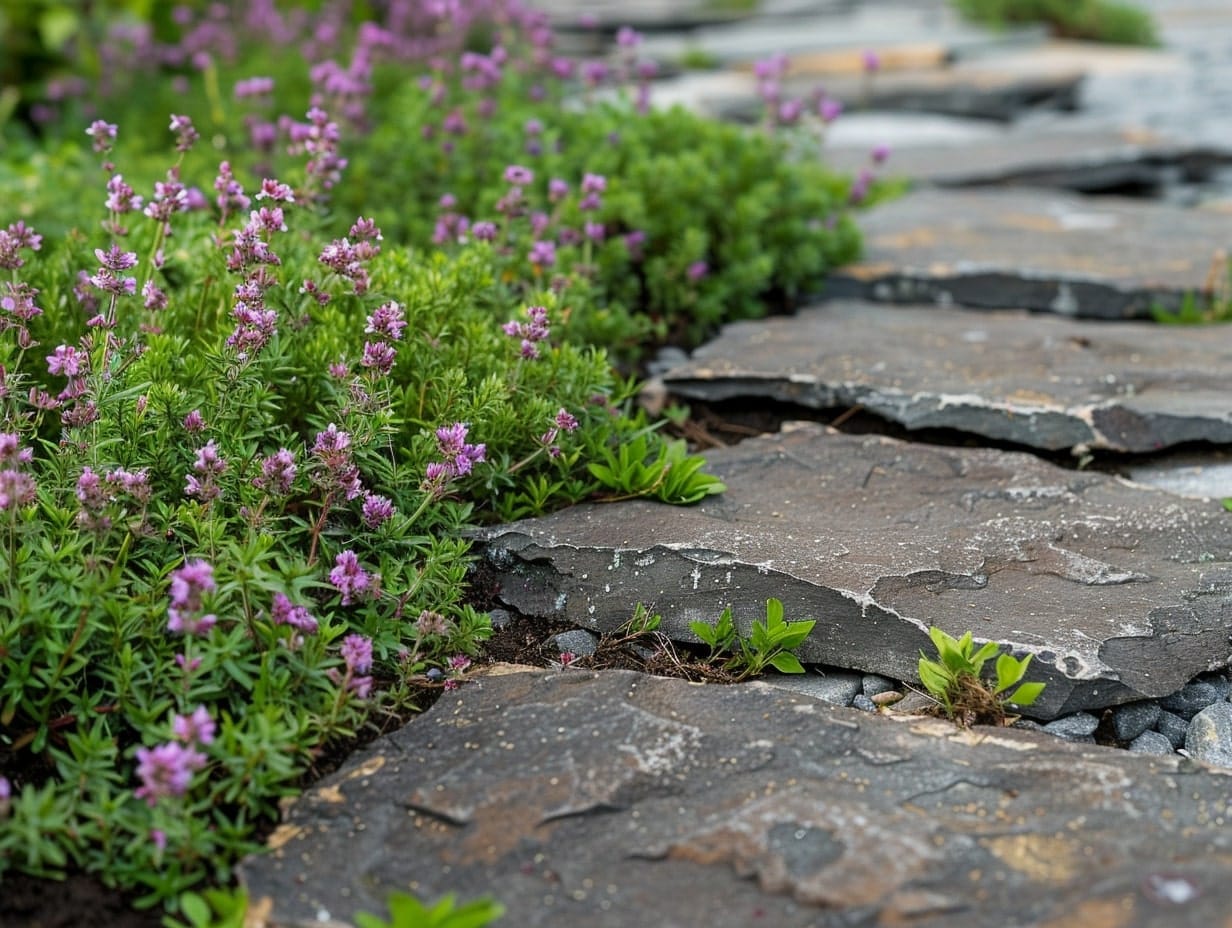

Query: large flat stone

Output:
[240, 667, 1232, 928]
[824, 126, 1231, 192]
[476, 424, 1232, 718]
[828, 187, 1232, 317]
[662, 301, 1232, 453]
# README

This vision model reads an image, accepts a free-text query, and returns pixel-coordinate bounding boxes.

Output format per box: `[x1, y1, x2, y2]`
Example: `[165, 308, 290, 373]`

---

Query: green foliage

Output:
[164, 887, 250, 928]
[950, 0, 1158, 46]
[689, 598, 815, 679]
[588, 432, 726, 504]
[354, 891, 505, 928]
[918, 627, 1045, 724]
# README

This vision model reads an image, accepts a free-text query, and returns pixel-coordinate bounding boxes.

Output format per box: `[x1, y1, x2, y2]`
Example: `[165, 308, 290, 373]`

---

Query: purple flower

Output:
[687, 260, 709, 282]
[819, 97, 843, 123]
[0, 470, 36, 511]
[416, 610, 451, 636]
[555, 408, 579, 432]
[142, 281, 168, 311]
[862, 49, 881, 73]
[185, 440, 226, 502]
[182, 409, 205, 433]
[256, 448, 297, 496]
[849, 167, 874, 206]
[584, 221, 605, 243]
[270, 591, 318, 633]
[0, 434, 31, 467]
[169, 114, 199, 153]
[234, 76, 275, 98]
[341, 634, 373, 673]
[0, 775, 10, 812]
[365, 301, 406, 340]
[134, 742, 206, 806]
[47, 345, 85, 377]
[86, 120, 118, 154]
[167, 559, 217, 636]
[581, 173, 607, 195]
[616, 26, 642, 48]
[471, 221, 498, 241]
[255, 178, 295, 203]
[528, 240, 556, 268]
[548, 178, 569, 202]
[361, 340, 396, 374]
[329, 550, 377, 605]
[503, 305, 551, 359]
[105, 174, 143, 215]
[361, 493, 394, 528]
[448, 654, 472, 672]
[871, 143, 891, 165]
[504, 164, 534, 186]
[172, 706, 216, 745]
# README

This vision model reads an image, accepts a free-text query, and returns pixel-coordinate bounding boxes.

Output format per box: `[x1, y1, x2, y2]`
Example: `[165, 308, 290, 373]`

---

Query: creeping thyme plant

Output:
[0, 0, 874, 914]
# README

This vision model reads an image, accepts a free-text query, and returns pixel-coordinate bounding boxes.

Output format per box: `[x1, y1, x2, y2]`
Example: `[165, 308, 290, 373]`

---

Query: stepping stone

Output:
[638, 2, 1044, 67]
[240, 667, 1232, 927]
[661, 301, 1232, 453]
[828, 187, 1232, 318]
[823, 126, 1231, 193]
[476, 424, 1232, 719]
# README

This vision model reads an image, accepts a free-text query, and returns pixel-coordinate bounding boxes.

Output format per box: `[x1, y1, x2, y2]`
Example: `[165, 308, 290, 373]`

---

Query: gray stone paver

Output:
[478, 423, 1232, 719]
[828, 187, 1232, 317]
[662, 301, 1232, 453]
[240, 667, 1232, 928]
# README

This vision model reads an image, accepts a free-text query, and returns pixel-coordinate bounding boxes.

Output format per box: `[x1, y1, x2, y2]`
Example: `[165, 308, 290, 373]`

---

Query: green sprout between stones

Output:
[588, 432, 727, 504]
[917, 627, 1046, 726]
[690, 598, 816, 679]
[355, 891, 505, 928]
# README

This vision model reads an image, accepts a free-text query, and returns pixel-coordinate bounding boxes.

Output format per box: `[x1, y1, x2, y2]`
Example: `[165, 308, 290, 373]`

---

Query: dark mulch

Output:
[1, 871, 164, 928]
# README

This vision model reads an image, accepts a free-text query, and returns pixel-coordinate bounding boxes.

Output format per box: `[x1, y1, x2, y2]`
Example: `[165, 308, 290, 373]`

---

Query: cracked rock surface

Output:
[240, 667, 1232, 928]
[662, 301, 1232, 454]
[827, 187, 1232, 318]
[477, 423, 1232, 718]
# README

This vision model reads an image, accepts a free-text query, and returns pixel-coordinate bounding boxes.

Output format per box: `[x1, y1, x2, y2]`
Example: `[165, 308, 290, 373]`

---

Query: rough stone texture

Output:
[552, 629, 600, 657]
[240, 667, 1232, 928]
[862, 673, 897, 697]
[1128, 730, 1175, 756]
[477, 424, 1232, 719]
[1111, 701, 1162, 742]
[1042, 712, 1100, 742]
[1125, 452, 1232, 500]
[1185, 702, 1232, 768]
[1160, 679, 1224, 720]
[760, 669, 863, 707]
[1155, 710, 1190, 749]
[824, 126, 1231, 193]
[827, 188, 1232, 318]
[662, 301, 1232, 453]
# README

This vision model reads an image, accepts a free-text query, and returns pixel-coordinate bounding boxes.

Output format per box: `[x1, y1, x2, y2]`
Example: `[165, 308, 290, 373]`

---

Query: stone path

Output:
[241, 1, 1232, 924]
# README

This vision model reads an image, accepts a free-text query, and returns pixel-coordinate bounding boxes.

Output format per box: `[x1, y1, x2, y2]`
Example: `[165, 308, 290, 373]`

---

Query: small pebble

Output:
[1043, 712, 1099, 741]
[870, 690, 902, 707]
[1111, 701, 1161, 742]
[861, 674, 896, 697]
[1185, 703, 1232, 768]
[1154, 710, 1189, 749]
[852, 694, 878, 713]
[1128, 730, 1175, 756]
[1160, 680, 1222, 720]
[552, 629, 599, 657]
[488, 608, 514, 630]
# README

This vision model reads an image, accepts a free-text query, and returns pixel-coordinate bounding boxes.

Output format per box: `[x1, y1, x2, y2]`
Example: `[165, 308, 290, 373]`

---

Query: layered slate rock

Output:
[828, 188, 1232, 317]
[476, 424, 1232, 718]
[823, 126, 1231, 193]
[240, 668, 1232, 928]
[662, 301, 1232, 453]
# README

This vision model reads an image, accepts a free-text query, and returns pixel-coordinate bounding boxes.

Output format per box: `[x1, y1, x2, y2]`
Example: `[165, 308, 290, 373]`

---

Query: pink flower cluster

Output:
[133, 706, 214, 806]
[0, 433, 36, 512]
[167, 559, 217, 636]
[329, 550, 380, 606]
[502, 305, 550, 359]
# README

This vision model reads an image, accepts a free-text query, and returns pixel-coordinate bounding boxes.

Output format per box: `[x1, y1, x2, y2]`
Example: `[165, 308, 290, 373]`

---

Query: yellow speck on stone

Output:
[982, 834, 1078, 883]
[265, 824, 304, 851]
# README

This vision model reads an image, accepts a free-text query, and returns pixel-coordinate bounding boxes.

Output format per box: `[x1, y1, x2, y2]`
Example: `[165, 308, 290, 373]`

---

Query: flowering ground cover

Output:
[0, 0, 875, 921]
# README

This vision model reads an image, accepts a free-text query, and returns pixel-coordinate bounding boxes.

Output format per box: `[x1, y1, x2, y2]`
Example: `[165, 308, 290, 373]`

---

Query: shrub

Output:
[950, 0, 1158, 46]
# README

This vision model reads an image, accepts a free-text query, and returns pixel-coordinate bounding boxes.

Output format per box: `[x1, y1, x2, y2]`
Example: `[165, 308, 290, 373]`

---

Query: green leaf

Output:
[1222, 498, 1232, 513]
[1007, 681, 1045, 707]
[917, 658, 952, 700]
[764, 597, 784, 627]
[969, 640, 1000, 671]
[768, 651, 805, 674]
[775, 620, 815, 650]
[177, 893, 211, 927]
[993, 653, 1028, 693]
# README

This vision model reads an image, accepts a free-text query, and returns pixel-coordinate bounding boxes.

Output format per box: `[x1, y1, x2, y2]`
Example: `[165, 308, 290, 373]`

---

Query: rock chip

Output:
[240, 667, 1232, 928]
[552, 629, 600, 657]
[1111, 701, 1162, 742]
[1185, 702, 1232, 768]
[662, 301, 1232, 453]
[478, 424, 1232, 719]
[828, 188, 1232, 318]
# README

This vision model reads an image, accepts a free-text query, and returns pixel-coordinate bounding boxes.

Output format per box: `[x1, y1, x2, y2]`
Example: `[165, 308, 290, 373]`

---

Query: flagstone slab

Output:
[661, 301, 1232, 453]
[828, 188, 1232, 317]
[824, 126, 1231, 193]
[475, 424, 1232, 719]
[239, 667, 1232, 928]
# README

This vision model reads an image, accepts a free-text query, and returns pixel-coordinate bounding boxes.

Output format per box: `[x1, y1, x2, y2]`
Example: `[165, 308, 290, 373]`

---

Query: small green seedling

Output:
[355, 891, 505, 928]
[588, 434, 726, 504]
[691, 598, 815, 680]
[918, 627, 1045, 725]
[164, 888, 249, 928]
